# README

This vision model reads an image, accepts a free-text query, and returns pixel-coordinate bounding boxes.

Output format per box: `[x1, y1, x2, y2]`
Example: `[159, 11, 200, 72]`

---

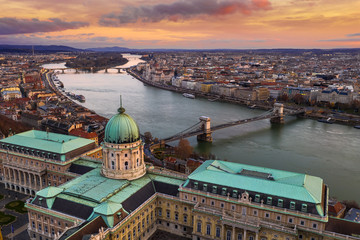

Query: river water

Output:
[43, 54, 360, 203]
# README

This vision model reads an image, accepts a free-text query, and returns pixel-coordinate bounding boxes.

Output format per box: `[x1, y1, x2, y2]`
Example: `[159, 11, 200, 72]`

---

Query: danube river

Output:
[43, 54, 360, 203]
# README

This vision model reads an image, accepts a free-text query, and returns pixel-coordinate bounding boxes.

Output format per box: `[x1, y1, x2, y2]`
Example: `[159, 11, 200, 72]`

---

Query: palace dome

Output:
[104, 107, 140, 144]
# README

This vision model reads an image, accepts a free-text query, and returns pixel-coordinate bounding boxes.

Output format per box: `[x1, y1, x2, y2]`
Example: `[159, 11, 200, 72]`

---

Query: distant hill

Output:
[0, 45, 83, 53]
[86, 46, 131, 52]
[1, 44, 360, 54]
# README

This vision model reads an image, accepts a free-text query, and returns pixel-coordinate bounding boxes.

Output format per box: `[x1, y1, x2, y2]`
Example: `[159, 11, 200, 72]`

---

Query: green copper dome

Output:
[104, 107, 140, 144]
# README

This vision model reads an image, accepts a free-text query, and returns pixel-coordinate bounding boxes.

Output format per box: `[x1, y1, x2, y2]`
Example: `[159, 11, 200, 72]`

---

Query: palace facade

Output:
[24, 107, 359, 240]
[0, 130, 101, 195]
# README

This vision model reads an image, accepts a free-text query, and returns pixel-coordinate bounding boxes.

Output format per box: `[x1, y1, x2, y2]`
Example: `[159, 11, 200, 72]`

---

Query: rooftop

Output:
[29, 165, 185, 227]
[187, 160, 324, 204]
[0, 130, 94, 154]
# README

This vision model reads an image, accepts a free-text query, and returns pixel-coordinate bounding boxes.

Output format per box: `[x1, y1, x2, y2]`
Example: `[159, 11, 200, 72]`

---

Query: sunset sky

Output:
[0, 0, 360, 49]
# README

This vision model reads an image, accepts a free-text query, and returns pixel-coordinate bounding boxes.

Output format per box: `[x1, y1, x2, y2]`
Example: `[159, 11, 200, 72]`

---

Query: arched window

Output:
[197, 221, 202, 233]
[137, 158, 139, 167]
[111, 161, 115, 170]
[125, 161, 129, 170]
[226, 230, 231, 240]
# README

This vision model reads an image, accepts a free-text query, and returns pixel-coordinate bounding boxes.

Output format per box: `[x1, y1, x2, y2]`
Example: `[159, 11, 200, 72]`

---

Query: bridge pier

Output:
[197, 116, 213, 142]
[270, 103, 284, 124]
[105, 68, 108, 73]
[118, 68, 121, 73]
[61, 69, 65, 74]
[75, 68, 79, 73]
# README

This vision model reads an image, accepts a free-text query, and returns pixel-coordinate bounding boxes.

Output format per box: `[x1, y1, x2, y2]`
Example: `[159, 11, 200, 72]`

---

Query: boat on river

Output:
[183, 93, 195, 99]
[318, 117, 334, 124]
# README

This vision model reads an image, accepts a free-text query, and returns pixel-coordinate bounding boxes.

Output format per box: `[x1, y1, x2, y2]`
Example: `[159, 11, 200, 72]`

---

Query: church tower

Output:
[101, 105, 146, 180]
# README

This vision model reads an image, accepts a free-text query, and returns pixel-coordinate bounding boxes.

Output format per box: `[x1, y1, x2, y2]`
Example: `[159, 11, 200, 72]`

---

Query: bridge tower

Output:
[197, 116, 213, 142]
[270, 103, 284, 124]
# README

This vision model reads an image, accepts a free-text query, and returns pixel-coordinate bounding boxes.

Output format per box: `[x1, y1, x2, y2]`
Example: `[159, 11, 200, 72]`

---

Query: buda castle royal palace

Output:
[0, 106, 359, 240]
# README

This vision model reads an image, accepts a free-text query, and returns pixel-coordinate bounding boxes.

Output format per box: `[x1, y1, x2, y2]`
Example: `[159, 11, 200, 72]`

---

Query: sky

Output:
[0, 0, 360, 49]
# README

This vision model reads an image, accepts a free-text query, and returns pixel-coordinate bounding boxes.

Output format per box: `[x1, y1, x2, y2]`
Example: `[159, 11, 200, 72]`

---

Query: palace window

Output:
[203, 184, 207, 192]
[125, 161, 129, 170]
[201, 198, 206, 204]
[206, 224, 211, 235]
[290, 201, 296, 210]
[221, 187, 227, 196]
[277, 199, 283, 207]
[194, 182, 198, 190]
[137, 159, 139, 166]
[226, 230, 231, 240]
[166, 210, 170, 218]
[125, 153, 128, 157]
[111, 161, 115, 170]
[238, 233, 243, 240]
[300, 220, 305, 226]
[276, 215, 281, 221]
[288, 218, 294, 224]
[197, 222, 202, 233]
[220, 203, 224, 208]
[301, 204, 308, 213]
[232, 190, 238, 198]
[212, 186, 217, 194]
[266, 197, 272, 205]
[216, 226, 221, 238]
[183, 214, 187, 223]
[175, 213, 178, 221]
[312, 223, 318, 229]
[255, 194, 260, 202]
[158, 209, 162, 216]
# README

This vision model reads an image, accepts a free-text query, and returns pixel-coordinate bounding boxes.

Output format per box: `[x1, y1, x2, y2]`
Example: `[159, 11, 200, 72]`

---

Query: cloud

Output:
[0, 18, 89, 35]
[318, 38, 360, 42]
[99, 0, 271, 26]
[347, 33, 360, 37]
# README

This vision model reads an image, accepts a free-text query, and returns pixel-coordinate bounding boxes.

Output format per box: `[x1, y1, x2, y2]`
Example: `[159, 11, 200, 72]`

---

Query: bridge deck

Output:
[160, 108, 304, 144]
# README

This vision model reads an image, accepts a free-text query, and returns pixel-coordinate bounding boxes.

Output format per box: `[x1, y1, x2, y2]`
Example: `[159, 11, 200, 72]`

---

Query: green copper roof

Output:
[0, 130, 94, 154]
[61, 168, 129, 203]
[104, 107, 140, 144]
[94, 201, 123, 216]
[188, 160, 324, 204]
[37, 186, 63, 198]
[36, 186, 63, 208]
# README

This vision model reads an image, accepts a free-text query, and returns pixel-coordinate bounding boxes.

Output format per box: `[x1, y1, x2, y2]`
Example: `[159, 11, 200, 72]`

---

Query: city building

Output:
[0, 86, 22, 101]
[25, 108, 360, 240]
[0, 130, 99, 195]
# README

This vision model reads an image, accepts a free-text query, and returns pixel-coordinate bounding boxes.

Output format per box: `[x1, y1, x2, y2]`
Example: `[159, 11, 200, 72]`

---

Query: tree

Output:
[144, 131, 153, 145]
[175, 138, 193, 160]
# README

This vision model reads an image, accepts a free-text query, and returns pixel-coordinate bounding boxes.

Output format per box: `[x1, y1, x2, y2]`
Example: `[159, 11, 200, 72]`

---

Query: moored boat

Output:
[318, 117, 334, 124]
[183, 93, 195, 99]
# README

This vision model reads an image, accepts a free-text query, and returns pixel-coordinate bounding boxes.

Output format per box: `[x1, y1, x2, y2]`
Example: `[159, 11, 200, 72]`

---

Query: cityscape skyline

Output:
[1, 0, 360, 49]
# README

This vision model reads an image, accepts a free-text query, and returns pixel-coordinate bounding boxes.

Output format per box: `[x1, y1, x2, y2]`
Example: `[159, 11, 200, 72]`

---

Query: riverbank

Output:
[128, 68, 360, 127]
